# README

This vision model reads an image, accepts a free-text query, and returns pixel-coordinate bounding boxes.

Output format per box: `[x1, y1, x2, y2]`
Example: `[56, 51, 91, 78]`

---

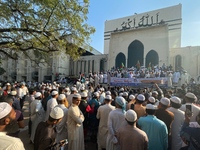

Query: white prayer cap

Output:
[6, 83, 11, 86]
[94, 92, 99, 97]
[71, 87, 77, 92]
[105, 95, 112, 100]
[119, 93, 123, 97]
[125, 110, 137, 122]
[152, 91, 158, 95]
[73, 93, 81, 99]
[10, 91, 17, 96]
[53, 81, 56, 85]
[65, 87, 70, 91]
[50, 107, 64, 119]
[101, 88, 105, 92]
[137, 94, 145, 101]
[58, 94, 66, 101]
[185, 92, 197, 100]
[106, 91, 111, 95]
[34, 92, 42, 98]
[51, 91, 58, 96]
[129, 95, 135, 100]
[81, 92, 88, 98]
[170, 96, 181, 104]
[123, 92, 128, 97]
[148, 97, 156, 103]
[146, 104, 157, 110]
[80, 87, 85, 91]
[160, 97, 170, 106]
[0, 102, 12, 119]
[119, 88, 124, 92]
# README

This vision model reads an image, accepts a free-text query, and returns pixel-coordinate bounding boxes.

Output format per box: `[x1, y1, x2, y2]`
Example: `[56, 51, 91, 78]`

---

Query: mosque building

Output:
[1, 4, 200, 82]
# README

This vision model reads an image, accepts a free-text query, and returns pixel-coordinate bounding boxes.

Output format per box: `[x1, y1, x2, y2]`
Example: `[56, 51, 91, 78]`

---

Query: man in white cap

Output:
[34, 107, 64, 150]
[133, 94, 146, 119]
[138, 104, 168, 150]
[45, 90, 58, 121]
[3, 83, 11, 96]
[147, 96, 156, 105]
[55, 94, 68, 150]
[96, 95, 115, 150]
[155, 97, 174, 150]
[99, 88, 105, 105]
[67, 87, 77, 107]
[116, 110, 148, 150]
[168, 97, 184, 150]
[126, 95, 135, 110]
[0, 102, 25, 149]
[30, 92, 45, 143]
[79, 92, 91, 139]
[180, 92, 200, 122]
[67, 93, 85, 150]
[106, 96, 126, 150]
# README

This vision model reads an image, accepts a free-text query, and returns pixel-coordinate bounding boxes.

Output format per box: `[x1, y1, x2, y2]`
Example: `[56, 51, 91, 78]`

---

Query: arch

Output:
[145, 50, 159, 67]
[128, 40, 144, 68]
[175, 55, 182, 71]
[115, 52, 126, 68]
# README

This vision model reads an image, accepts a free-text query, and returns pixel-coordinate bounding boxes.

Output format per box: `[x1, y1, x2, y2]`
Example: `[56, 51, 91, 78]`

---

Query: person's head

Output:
[6, 83, 11, 91]
[93, 92, 99, 99]
[72, 93, 81, 106]
[0, 102, 19, 133]
[57, 94, 66, 104]
[146, 104, 157, 115]
[148, 96, 156, 105]
[170, 96, 182, 109]
[51, 90, 58, 99]
[48, 107, 64, 125]
[184, 92, 197, 103]
[29, 88, 36, 95]
[136, 94, 145, 104]
[128, 95, 135, 102]
[104, 95, 112, 104]
[34, 92, 42, 100]
[71, 87, 77, 94]
[125, 110, 137, 126]
[122, 92, 128, 100]
[152, 91, 158, 99]
[0, 96, 14, 106]
[158, 97, 170, 109]
[81, 92, 88, 100]
[115, 96, 126, 112]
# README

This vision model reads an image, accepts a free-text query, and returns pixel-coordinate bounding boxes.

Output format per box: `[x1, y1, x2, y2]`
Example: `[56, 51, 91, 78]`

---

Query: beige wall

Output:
[108, 25, 169, 69]
[170, 46, 200, 78]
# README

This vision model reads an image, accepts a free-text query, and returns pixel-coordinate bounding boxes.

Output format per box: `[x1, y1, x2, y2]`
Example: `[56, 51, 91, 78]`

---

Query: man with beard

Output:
[0, 102, 25, 149]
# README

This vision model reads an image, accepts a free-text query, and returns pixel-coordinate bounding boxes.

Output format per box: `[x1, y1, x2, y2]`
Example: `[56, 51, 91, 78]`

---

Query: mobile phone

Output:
[186, 105, 192, 112]
[186, 105, 193, 117]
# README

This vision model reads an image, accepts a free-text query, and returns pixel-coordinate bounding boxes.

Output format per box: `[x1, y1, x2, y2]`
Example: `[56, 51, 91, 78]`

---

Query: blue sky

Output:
[87, 0, 200, 53]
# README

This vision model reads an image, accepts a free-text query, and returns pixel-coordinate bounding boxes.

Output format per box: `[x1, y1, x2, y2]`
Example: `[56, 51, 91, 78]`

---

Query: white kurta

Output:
[180, 103, 200, 122]
[168, 107, 185, 150]
[99, 74, 103, 84]
[173, 72, 180, 84]
[180, 73, 189, 86]
[103, 74, 108, 83]
[106, 108, 126, 150]
[67, 104, 85, 150]
[30, 99, 45, 143]
[45, 98, 58, 121]
[168, 73, 173, 87]
[55, 104, 68, 143]
[97, 104, 115, 149]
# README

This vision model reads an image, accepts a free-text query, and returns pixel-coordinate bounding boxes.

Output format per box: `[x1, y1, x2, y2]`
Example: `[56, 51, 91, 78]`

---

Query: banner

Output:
[110, 77, 168, 86]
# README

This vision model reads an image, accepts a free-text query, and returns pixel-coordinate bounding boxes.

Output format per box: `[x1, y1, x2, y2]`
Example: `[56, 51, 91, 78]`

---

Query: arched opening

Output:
[128, 40, 144, 68]
[115, 52, 126, 68]
[145, 50, 159, 67]
[100, 59, 105, 72]
[175, 55, 182, 71]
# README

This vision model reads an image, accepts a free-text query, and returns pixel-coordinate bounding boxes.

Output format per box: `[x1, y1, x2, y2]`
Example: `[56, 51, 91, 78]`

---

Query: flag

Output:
[136, 60, 140, 69]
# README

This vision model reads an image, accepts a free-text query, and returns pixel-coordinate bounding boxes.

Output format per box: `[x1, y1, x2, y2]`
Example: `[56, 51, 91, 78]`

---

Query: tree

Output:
[0, 0, 95, 63]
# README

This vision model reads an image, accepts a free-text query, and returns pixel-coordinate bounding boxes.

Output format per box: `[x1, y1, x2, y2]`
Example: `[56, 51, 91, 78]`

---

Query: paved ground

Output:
[19, 101, 97, 150]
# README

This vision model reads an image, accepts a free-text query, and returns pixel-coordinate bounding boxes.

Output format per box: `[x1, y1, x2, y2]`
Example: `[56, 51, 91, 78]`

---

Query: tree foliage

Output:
[0, 0, 95, 63]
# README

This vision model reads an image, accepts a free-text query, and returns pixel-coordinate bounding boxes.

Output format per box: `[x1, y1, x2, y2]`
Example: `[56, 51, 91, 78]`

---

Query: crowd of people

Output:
[0, 79, 200, 150]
